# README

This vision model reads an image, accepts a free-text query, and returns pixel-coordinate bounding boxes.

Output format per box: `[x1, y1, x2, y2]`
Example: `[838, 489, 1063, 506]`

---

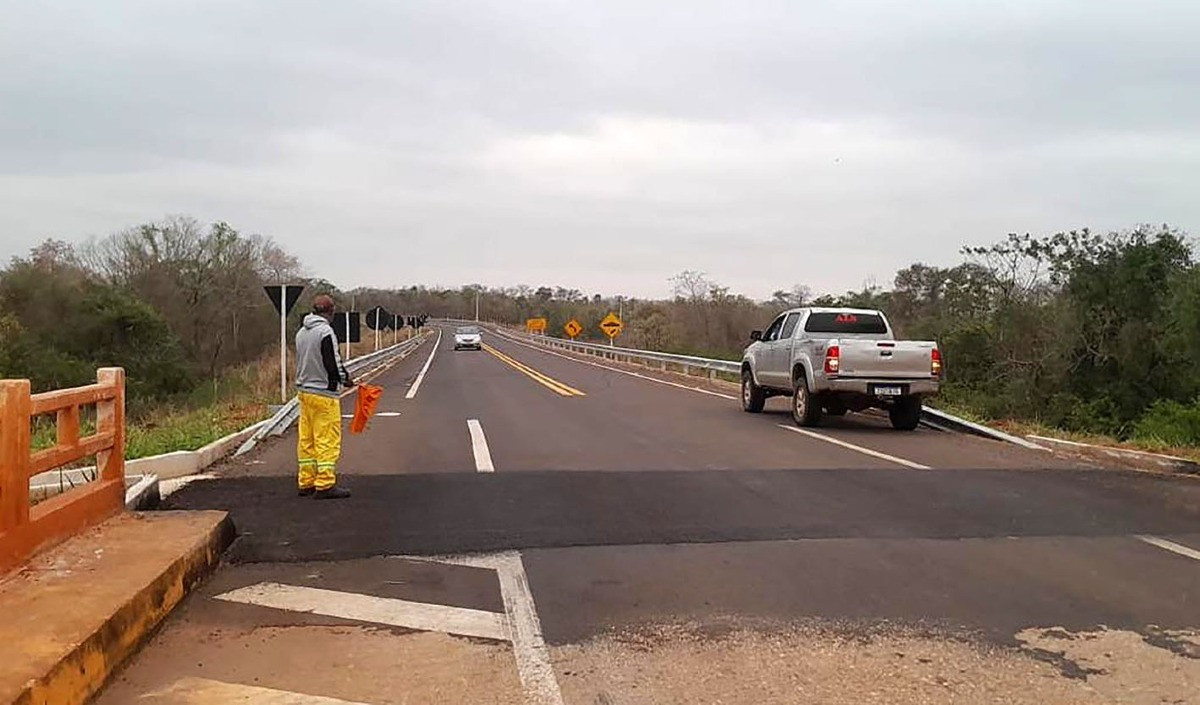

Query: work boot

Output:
[313, 486, 351, 500]
[297, 487, 315, 497]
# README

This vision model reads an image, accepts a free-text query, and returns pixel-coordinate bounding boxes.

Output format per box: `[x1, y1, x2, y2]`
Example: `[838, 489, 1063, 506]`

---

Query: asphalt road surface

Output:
[99, 325, 1200, 705]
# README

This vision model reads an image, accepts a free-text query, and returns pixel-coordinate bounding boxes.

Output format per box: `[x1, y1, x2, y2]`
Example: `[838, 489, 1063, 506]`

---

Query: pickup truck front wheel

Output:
[792, 378, 823, 427]
[889, 396, 922, 431]
[741, 369, 766, 413]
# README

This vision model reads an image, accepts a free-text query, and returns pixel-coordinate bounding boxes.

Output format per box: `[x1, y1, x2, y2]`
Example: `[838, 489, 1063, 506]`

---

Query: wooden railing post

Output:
[95, 368, 125, 483]
[0, 380, 32, 533]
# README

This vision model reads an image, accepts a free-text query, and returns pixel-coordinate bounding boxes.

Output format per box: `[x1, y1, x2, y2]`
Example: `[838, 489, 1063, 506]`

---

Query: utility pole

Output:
[475, 289, 480, 322]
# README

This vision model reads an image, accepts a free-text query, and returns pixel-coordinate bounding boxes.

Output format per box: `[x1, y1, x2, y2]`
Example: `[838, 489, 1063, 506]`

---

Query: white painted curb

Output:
[1029, 435, 1200, 474]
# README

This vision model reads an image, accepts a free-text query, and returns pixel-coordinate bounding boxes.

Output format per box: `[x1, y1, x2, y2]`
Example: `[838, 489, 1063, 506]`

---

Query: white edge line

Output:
[1137, 535, 1200, 562]
[214, 581, 509, 642]
[779, 424, 931, 470]
[494, 330, 737, 400]
[493, 551, 566, 705]
[468, 419, 495, 472]
[405, 329, 442, 399]
[501, 329, 931, 471]
[391, 551, 565, 705]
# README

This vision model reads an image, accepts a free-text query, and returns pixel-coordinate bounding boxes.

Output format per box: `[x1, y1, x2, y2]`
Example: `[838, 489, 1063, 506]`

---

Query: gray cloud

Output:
[2, 0, 1198, 298]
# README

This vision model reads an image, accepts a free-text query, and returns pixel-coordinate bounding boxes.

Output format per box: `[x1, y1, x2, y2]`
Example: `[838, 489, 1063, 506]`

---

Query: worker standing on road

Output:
[294, 294, 354, 500]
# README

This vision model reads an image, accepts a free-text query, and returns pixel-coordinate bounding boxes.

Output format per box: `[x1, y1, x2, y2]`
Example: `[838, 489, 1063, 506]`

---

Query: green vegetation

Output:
[360, 224, 1200, 448]
[2, 218, 304, 459]
[7, 215, 1200, 458]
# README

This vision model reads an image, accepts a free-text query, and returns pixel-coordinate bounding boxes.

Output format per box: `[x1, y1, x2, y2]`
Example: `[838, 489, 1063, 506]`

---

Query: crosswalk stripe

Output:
[214, 582, 509, 642]
[144, 677, 372, 704]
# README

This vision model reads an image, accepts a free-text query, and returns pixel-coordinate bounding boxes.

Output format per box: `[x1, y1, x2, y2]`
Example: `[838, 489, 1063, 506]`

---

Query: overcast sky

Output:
[2, 1, 1197, 299]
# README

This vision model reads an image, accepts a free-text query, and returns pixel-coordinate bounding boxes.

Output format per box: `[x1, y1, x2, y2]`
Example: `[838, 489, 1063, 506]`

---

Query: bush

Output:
[1133, 400, 1200, 447]
[1063, 395, 1126, 438]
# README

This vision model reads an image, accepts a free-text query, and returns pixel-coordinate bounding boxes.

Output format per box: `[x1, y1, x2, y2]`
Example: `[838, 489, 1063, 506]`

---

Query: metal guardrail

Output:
[484, 324, 1040, 449]
[235, 332, 431, 456]
[480, 325, 740, 379]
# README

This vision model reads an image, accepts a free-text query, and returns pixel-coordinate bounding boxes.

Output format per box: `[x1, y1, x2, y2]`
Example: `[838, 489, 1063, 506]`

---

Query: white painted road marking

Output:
[468, 419, 495, 472]
[145, 677, 372, 704]
[405, 329, 442, 399]
[428, 416, 564, 705]
[495, 330, 737, 400]
[497, 329, 936, 471]
[214, 582, 509, 641]
[401, 552, 565, 705]
[779, 424, 931, 469]
[342, 412, 401, 419]
[493, 551, 564, 705]
[1138, 535, 1200, 562]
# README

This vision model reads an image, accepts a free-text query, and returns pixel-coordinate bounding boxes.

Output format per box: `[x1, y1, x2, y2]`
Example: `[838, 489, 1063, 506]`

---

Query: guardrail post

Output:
[0, 380, 32, 534]
[708, 369, 717, 381]
[95, 368, 125, 483]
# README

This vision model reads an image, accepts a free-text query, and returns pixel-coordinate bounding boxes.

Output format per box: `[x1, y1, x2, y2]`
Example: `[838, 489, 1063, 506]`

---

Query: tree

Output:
[86, 216, 298, 376]
[770, 285, 811, 309]
[670, 270, 715, 302]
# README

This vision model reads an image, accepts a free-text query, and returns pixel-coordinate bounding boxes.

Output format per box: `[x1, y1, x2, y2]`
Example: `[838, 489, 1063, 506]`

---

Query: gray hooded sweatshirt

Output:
[295, 313, 352, 397]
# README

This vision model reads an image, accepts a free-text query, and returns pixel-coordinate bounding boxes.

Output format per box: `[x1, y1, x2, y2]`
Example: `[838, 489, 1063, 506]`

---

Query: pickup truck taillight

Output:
[824, 345, 840, 375]
[931, 348, 943, 378]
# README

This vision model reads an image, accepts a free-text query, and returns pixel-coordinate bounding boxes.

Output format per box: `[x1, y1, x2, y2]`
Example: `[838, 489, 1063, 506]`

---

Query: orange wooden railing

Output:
[0, 368, 126, 574]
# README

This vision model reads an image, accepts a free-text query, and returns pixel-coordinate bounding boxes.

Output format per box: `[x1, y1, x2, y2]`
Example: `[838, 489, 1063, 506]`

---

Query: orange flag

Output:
[350, 383, 383, 434]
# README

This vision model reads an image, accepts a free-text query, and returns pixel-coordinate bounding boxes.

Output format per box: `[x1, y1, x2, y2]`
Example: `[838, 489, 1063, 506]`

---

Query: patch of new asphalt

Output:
[162, 467, 1200, 563]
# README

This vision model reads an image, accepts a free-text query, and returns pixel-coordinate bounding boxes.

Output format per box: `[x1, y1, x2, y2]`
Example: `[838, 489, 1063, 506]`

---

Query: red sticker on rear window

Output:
[835, 313, 858, 323]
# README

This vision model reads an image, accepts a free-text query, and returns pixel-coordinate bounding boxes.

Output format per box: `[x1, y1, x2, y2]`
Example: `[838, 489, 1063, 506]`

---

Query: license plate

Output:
[874, 385, 902, 397]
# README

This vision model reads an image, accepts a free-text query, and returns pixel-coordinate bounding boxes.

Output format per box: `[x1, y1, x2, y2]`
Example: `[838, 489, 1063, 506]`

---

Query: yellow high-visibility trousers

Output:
[297, 392, 342, 491]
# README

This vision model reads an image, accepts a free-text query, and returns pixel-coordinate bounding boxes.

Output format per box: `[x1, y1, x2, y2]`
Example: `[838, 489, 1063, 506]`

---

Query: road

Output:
[99, 325, 1200, 705]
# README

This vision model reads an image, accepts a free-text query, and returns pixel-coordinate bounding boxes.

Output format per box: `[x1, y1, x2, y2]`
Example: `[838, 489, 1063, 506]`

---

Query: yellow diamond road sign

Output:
[564, 319, 583, 338]
[600, 312, 623, 339]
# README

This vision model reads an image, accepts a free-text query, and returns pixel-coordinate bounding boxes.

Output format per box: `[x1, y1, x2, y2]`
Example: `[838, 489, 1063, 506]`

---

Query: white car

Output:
[454, 326, 483, 351]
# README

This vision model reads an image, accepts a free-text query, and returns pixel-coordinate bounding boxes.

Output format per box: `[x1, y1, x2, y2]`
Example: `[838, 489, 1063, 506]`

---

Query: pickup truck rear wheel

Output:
[792, 377, 823, 427]
[741, 369, 766, 413]
[889, 396, 922, 431]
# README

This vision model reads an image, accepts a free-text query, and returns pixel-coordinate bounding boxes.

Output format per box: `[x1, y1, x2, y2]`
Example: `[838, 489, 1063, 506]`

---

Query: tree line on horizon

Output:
[4, 217, 1200, 445]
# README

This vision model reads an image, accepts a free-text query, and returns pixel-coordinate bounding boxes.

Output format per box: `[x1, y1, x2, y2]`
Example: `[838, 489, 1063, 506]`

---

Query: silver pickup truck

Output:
[741, 307, 942, 430]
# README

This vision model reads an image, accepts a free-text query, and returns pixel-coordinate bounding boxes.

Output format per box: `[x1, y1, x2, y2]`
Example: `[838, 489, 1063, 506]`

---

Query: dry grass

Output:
[992, 419, 1200, 463]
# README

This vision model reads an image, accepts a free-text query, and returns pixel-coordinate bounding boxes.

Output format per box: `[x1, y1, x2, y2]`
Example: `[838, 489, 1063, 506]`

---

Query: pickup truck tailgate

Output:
[837, 339, 936, 379]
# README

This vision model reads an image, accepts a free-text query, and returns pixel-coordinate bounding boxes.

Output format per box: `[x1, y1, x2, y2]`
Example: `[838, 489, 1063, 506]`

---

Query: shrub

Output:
[1133, 400, 1200, 447]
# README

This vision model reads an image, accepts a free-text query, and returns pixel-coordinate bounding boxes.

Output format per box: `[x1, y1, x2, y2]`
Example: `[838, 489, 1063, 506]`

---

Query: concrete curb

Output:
[124, 474, 160, 510]
[28, 421, 269, 504]
[920, 406, 1047, 450]
[1028, 435, 1200, 475]
[6, 511, 235, 705]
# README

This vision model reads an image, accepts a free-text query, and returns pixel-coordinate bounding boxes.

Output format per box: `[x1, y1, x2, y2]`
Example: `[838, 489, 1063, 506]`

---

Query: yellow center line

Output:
[483, 343, 586, 397]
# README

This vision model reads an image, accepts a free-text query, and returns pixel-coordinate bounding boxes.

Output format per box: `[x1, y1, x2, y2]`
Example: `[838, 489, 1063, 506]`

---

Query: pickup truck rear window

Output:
[804, 312, 887, 334]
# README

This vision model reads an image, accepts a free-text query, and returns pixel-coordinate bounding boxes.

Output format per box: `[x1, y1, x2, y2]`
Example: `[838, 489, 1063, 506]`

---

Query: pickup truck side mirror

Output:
[750, 330, 763, 342]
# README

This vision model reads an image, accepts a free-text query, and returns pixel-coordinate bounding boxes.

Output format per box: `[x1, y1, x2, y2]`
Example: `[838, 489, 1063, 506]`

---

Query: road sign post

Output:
[600, 312, 623, 346]
[264, 285, 304, 403]
[333, 311, 361, 361]
[366, 306, 390, 353]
